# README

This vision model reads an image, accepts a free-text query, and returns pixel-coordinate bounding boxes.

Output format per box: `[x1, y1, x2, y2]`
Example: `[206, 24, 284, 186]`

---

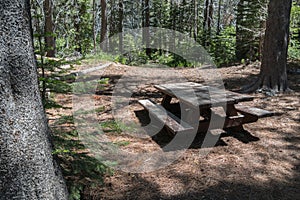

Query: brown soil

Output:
[49, 62, 300, 200]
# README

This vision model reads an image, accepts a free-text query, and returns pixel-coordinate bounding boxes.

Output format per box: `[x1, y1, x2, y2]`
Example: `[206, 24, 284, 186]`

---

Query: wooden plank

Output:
[138, 99, 194, 134]
[235, 105, 274, 118]
[155, 82, 254, 108]
[224, 91, 254, 102]
[155, 84, 200, 108]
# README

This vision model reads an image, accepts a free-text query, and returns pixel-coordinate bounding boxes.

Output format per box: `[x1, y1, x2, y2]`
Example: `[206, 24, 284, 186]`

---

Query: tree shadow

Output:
[222, 67, 300, 92]
[134, 109, 260, 151]
[51, 115, 110, 199]
[87, 159, 300, 200]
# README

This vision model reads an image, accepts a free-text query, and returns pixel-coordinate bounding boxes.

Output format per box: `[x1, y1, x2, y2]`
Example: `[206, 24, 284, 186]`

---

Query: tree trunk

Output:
[207, 0, 214, 36]
[235, 0, 245, 61]
[170, 0, 176, 52]
[216, 0, 222, 35]
[203, 0, 209, 31]
[118, 0, 123, 53]
[202, 0, 210, 46]
[44, 0, 56, 57]
[74, 2, 81, 53]
[193, 0, 198, 40]
[92, 0, 96, 51]
[143, 0, 151, 57]
[0, 1, 68, 199]
[100, 0, 107, 51]
[243, 0, 292, 93]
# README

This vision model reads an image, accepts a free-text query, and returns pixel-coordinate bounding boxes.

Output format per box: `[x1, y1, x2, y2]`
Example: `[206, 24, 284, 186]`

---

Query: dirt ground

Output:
[50, 62, 299, 200]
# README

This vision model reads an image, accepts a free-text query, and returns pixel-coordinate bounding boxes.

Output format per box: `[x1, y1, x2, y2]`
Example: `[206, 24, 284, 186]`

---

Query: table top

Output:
[154, 82, 254, 108]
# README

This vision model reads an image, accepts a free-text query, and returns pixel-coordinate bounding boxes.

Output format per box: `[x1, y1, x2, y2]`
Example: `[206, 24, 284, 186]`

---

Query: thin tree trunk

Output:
[203, 0, 209, 31]
[170, 0, 176, 52]
[236, 0, 244, 61]
[44, 0, 56, 57]
[202, 0, 209, 46]
[0, 1, 68, 199]
[92, 0, 96, 51]
[118, 0, 123, 53]
[217, 0, 222, 35]
[144, 0, 151, 57]
[193, 0, 198, 40]
[208, 0, 214, 36]
[100, 0, 107, 51]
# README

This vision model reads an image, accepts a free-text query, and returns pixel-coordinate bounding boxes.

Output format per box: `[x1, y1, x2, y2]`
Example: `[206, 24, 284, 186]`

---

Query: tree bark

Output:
[0, 1, 68, 199]
[202, 0, 211, 46]
[193, 0, 198, 40]
[118, 0, 123, 53]
[203, 0, 209, 31]
[100, 0, 107, 51]
[92, 0, 96, 51]
[44, 0, 56, 57]
[243, 0, 292, 93]
[143, 0, 151, 57]
[235, 0, 245, 61]
[216, 0, 222, 35]
[207, 0, 214, 36]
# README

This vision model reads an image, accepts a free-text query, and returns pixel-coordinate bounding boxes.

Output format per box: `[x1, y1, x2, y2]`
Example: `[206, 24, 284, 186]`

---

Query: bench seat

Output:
[235, 105, 273, 118]
[138, 99, 194, 134]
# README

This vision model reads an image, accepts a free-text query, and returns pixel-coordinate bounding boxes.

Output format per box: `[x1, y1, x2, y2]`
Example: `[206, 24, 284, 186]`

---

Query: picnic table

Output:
[138, 82, 273, 135]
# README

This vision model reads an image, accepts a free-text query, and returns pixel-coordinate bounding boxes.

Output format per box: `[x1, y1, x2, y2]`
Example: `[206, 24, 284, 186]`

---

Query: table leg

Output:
[226, 104, 238, 116]
[224, 104, 245, 131]
[181, 103, 200, 129]
[161, 95, 172, 108]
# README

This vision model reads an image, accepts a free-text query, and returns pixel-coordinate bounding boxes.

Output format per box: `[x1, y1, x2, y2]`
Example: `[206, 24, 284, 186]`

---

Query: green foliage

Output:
[52, 126, 111, 200]
[113, 140, 131, 147]
[115, 55, 127, 65]
[289, 2, 300, 60]
[208, 26, 237, 66]
[115, 49, 195, 68]
[100, 120, 138, 134]
[51, 115, 134, 199]
[54, 115, 74, 125]
[72, 80, 98, 94]
[83, 52, 116, 64]
[118, 50, 149, 66]
[72, 78, 110, 94]
[36, 57, 76, 107]
[288, 40, 300, 61]
[235, 0, 267, 61]
[44, 99, 63, 109]
[151, 51, 194, 67]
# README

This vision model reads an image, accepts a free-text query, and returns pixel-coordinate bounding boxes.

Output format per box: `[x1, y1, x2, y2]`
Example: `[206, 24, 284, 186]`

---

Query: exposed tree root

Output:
[240, 75, 293, 95]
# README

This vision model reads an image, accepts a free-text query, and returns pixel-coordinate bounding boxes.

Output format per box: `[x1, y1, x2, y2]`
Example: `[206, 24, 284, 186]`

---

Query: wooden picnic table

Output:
[139, 82, 273, 135]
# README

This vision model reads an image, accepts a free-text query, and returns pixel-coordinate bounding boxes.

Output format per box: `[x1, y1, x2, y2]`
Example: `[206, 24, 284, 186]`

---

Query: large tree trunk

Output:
[0, 1, 68, 199]
[44, 0, 56, 57]
[243, 0, 292, 93]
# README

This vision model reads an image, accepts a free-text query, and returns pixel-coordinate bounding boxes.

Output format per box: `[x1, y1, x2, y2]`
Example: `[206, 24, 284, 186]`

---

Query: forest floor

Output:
[48, 61, 299, 200]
